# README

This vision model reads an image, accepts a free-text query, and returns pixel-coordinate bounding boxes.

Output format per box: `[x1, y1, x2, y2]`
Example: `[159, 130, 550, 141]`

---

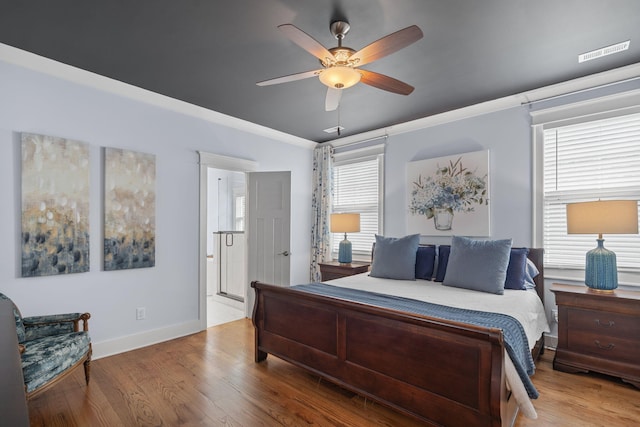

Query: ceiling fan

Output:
[257, 20, 423, 111]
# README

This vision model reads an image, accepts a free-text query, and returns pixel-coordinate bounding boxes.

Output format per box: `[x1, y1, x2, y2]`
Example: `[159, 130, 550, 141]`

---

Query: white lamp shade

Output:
[330, 213, 360, 233]
[567, 200, 638, 235]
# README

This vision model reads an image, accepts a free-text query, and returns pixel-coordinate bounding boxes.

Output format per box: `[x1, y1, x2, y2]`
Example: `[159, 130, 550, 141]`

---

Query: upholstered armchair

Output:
[0, 293, 92, 398]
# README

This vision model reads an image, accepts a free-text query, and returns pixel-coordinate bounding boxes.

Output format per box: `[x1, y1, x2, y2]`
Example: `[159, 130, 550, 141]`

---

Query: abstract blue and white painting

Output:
[104, 147, 156, 270]
[21, 133, 90, 277]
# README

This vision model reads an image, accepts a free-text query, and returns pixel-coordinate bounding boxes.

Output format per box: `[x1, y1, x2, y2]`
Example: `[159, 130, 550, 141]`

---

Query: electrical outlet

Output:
[551, 308, 558, 323]
[136, 307, 146, 320]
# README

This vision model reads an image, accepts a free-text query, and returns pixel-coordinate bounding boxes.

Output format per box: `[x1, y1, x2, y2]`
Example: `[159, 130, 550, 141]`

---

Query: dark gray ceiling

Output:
[1, 1, 639, 142]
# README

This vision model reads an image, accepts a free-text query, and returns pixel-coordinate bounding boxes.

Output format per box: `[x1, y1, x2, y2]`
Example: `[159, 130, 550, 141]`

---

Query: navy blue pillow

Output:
[434, 245, 450, 282]
[504, 247, 530, 290]
[415, 245, 436, 280]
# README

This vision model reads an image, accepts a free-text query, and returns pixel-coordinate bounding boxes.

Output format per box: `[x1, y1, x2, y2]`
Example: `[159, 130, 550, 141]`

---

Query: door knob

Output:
[278, 251, 290, 256]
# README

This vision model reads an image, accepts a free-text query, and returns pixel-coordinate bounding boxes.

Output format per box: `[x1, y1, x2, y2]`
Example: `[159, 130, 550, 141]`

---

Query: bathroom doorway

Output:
[199, 152, 257, 329]
[206, 168, 246, 327]
[198, 152, 291, 330]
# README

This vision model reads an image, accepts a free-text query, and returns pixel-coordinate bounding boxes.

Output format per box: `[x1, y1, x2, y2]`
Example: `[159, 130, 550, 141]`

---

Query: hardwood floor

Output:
[514, 349, 640, 427]
[28, 319, 639, 426]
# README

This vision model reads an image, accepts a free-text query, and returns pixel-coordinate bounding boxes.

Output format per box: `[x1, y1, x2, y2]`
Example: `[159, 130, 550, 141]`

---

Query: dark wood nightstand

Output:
[551, 283, 640, 388]
[318, 261, 370, 281]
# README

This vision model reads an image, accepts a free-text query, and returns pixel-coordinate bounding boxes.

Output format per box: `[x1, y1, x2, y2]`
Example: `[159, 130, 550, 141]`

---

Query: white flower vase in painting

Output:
[433, 207, 454, 231]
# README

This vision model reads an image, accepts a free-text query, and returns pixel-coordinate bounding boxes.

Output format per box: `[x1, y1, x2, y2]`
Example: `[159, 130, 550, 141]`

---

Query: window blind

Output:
[542, 112, 640, 271]
[234, 195, 245, 231]
[332, 156, 381, 259]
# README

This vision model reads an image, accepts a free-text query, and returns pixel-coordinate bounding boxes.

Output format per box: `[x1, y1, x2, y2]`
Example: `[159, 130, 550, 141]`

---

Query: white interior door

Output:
[246, 171, 291, 317]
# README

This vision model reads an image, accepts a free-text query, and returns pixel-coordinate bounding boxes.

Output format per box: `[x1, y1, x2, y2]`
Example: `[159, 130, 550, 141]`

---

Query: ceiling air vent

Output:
[578, 40, 630, 63]
[323, 125, 345, 134]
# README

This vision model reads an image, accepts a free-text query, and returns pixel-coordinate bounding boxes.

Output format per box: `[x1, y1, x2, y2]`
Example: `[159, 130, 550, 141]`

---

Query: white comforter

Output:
[326, 273, 551, 419]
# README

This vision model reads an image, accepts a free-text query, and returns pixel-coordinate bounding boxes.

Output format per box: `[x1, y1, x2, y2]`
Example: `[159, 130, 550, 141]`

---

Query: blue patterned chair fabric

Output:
[0, 293, 92, 398]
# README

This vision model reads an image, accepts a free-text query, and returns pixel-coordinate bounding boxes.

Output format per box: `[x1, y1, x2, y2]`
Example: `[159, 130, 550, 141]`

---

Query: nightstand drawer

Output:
[568, 332, 639, 365]
[567, 308, 640, 340]
[552, 283, 640, 388]
[319, 262, 370, 281]
[322, 271, 349, 281]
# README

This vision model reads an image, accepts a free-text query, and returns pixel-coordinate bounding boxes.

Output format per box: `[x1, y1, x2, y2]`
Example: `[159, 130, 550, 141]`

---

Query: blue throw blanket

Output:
[293, 282, 538, 399]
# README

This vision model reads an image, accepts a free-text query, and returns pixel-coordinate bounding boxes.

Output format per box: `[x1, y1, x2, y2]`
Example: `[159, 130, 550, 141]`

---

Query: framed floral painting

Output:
[407, 150, 490, 236]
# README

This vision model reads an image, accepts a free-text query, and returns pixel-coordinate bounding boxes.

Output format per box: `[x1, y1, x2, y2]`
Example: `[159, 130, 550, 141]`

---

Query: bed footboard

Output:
[251, 281, 515, 427]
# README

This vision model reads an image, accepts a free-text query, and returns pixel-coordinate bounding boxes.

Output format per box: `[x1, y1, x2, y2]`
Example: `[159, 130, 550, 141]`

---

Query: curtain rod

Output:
[522, 75, 640, 107]
[330, 134, 388, 150]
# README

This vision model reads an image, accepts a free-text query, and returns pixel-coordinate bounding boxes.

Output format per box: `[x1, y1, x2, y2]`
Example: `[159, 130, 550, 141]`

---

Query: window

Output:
[539, 111, 640, 274]
[332, 144, 384, 260]
[234, 194, 245, 231]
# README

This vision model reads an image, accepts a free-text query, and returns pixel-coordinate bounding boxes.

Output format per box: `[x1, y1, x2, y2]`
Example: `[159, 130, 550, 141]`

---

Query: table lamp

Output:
[330, 213, 360, 264]
[566, 200, 638, 292]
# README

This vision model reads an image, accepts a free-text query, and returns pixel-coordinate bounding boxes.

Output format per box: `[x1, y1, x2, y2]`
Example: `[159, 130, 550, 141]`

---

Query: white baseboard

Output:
[91, 324, 560, 360]
[91, 320, 202, 360]
[545, 334, 558, 350]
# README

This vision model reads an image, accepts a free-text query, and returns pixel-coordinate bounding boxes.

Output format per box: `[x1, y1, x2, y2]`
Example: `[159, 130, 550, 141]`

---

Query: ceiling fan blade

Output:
[278, 24, 336, 62]
[350, 25, 423, 67]
[359, 69, 415, 95]
[325, 87, 342, 111]
[256, 69, 321, 86]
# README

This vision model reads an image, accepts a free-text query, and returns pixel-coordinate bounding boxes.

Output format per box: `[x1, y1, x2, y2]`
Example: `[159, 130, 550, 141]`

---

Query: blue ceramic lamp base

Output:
[338, 233, 352, 264]
[584, 239, 618, 292]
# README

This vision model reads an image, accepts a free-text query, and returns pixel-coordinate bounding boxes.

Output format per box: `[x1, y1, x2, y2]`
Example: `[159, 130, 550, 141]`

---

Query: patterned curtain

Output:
[310, 145, 334, 281]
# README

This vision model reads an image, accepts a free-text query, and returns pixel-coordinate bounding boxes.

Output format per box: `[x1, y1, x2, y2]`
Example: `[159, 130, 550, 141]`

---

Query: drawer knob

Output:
[594, 319, 615, 328]
[594, 340, 615, 351]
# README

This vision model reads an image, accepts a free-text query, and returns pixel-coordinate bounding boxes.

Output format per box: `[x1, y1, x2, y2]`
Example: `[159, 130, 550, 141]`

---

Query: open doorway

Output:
[198, 152, 257, 330]
[206, 168, 246, 327]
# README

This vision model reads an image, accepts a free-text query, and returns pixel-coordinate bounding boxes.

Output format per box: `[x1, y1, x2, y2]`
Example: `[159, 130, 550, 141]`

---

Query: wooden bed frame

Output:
[251, 248, 545, 427]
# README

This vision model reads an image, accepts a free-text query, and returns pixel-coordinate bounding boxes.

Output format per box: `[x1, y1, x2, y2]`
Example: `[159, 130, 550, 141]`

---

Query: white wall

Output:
[384, 106, 533, 246]
[0, 55, 313, 358]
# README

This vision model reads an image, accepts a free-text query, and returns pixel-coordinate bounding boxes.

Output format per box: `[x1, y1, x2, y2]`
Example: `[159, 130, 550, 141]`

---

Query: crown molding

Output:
[0, 43, 316, 150]
[4, 43, 638, 150]
[327, 62, 640, 147]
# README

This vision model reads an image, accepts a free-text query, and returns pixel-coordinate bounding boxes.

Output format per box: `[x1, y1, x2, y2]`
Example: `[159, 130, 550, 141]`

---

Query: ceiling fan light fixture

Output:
[319, 66, 361, 89]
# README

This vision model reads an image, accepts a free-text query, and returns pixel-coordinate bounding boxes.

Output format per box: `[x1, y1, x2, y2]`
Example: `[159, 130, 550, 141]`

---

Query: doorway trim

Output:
[198, 151, 257, 331]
